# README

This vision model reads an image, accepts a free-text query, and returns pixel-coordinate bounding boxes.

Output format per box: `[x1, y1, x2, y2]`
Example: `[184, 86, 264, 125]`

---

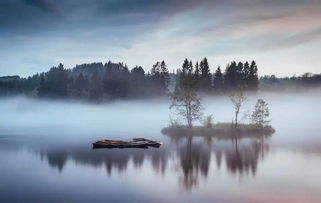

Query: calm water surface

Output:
[1, 91, 321, 203]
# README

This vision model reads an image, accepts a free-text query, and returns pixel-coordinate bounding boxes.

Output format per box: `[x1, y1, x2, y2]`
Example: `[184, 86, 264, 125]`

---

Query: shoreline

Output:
[161, 123, 275, 139]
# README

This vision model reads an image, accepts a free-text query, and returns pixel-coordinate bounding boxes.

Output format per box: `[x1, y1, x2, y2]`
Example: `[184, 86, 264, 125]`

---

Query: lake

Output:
[1, 90, 321, 203]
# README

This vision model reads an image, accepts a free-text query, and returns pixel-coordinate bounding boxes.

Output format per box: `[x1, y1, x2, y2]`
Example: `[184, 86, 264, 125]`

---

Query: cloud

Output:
[255, 27, 321, 50]
[0, 0, 321, 76]
[23, 0, 58, 14]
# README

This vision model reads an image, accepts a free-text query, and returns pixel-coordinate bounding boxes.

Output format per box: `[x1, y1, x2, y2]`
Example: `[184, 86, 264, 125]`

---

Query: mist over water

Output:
[0, 96, 170, 138]
[2, 90, 321, 142]
[1, 89, 321, 202]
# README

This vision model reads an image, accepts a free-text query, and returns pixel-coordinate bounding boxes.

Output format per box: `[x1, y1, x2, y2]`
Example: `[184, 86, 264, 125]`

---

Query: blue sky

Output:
[0, 0, 321, 77]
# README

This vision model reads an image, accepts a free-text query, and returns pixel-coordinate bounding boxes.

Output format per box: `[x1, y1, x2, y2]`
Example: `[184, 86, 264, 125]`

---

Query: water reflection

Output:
[173, 136, 269, 189]
[177, 137, 211, 190]
[39, 144, 169, 176]
[223, 139, 268, 176]
[2, 132, 321, 202]
[35, 135, 270, 190]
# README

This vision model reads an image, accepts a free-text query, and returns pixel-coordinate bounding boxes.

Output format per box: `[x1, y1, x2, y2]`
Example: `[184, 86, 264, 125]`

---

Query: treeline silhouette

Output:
[0, 61, 169, 100]
[0, 58, 320, 100]
[176, 58, 258, 93]
[260, 73, 321, 90]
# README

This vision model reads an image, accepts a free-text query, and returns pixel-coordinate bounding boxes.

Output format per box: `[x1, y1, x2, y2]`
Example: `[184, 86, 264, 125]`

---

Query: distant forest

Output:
[0, 58, 320, 101]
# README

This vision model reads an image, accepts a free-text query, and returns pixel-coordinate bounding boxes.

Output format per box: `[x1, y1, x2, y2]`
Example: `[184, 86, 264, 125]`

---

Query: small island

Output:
[162, 123, 275, 139]
[162, 61, 275, 139]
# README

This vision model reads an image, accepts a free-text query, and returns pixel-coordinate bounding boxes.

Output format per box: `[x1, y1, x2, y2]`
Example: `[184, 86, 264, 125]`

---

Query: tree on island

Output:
[170, 59, 203, 127]
[251, 99, 271, 126]
[230, 86, 247, 128]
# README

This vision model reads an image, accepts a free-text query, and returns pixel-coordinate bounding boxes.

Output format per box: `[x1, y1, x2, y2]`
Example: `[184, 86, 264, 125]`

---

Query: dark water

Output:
[1, 91, 321, 203]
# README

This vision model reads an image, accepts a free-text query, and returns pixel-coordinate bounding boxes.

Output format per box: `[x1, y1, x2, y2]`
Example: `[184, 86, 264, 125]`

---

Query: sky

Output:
[0, 0, 321, 77]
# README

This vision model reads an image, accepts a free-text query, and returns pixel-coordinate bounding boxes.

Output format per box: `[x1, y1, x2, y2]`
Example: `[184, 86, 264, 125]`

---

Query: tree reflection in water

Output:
[38, 135, 269, 190]
[227, 138, 268, 176]
[177, 137, 211, 190]
[39, 146, 169, 176]
[172, 136, 269, 190]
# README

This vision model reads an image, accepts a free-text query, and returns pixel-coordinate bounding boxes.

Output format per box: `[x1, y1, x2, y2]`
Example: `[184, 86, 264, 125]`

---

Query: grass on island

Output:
[161, 122, 275, 139]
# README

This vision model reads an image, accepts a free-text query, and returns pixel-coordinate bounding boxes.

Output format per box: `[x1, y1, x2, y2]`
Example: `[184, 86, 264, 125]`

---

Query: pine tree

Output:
[103, 63, 130, 98]
[213, 67, 223, 92]
[242, 61, 251, 89]
[182, 59, 190, 75]
[188, 60, 193, 75]
[74, 73, 87, 97]
[55, 63, 69, 97]
[160, 60, 169, 93]
[236, 62, 244, 86]
[37, 63, 69, 97]
[194, 61, 200, 88]
[37, 73, 46, 97]
[150, 61, 169, 95]
[199, 57, 212, 92]
[224, 61, 238, 91]
[248, 61, 259, 90]
[131, 66, 146, 96]
[89, 71, 103, 101]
